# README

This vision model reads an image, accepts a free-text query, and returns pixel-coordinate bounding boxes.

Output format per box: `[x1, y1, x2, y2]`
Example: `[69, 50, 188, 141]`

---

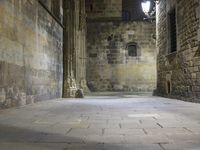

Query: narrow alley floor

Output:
[0, 94, 200, 150]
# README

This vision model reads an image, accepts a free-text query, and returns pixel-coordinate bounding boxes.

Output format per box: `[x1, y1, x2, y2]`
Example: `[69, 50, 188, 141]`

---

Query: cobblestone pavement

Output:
[0, 94, 200, 150]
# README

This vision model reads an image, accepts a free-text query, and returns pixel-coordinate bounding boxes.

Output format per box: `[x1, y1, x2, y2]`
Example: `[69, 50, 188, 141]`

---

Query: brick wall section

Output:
[87, 21, 156, 92]
[157, 0, 200, 102]
[0, 0, 63, 108]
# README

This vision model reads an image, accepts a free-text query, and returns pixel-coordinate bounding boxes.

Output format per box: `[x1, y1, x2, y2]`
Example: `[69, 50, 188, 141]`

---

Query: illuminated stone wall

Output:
[0, 0, 63, 108]
[157, 0, 200, 102]
[87, 21, 156, 93]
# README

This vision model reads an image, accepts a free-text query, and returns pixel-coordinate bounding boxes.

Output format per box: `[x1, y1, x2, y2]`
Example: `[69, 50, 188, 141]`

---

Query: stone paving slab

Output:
[104, 128, 145, 136]
[89, 123, 120, 129]
[166, 133, 200, 143]
[144, 127, 192, 135]
[105, 144, 163, 150]
[84, 135, 125, 144]
[67, 128, 102, 137]
[124, 135, 172, 144]
[186, 127, 200, 134]
[0, 143, 67, 150]
[161, 143, 200, 150]
[0, 95, 200, 149]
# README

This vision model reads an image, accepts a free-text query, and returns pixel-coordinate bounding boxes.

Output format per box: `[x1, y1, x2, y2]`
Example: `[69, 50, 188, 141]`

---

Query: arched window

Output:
[126, 42, 137, 57]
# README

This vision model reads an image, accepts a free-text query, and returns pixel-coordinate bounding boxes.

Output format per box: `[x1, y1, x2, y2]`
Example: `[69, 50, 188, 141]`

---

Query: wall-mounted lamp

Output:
[141, 0, 160, 21]
[141, 1, 151, 16]
[155, 0, 161, 4]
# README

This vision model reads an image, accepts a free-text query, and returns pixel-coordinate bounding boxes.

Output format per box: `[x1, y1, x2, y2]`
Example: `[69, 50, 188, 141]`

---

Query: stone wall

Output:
[87, 21, 156, 93]
[0, 0, 63, 108]
[85, 0, 122, 21]
[157, 0, 200, 102]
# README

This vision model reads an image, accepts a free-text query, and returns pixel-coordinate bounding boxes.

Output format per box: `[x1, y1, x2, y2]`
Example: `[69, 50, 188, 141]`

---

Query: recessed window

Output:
[169, 8, 177, 53]
[167, 81, 171, 94]
[90, 4, 93, 12]
[127, 44, 137, 57]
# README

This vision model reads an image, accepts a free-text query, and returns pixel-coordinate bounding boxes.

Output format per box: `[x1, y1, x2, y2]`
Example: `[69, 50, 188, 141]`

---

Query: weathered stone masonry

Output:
[87, 21, 156, 92]
[63, 0, 88, 98]
[157, 0, 200, 102]
[85, 0, 157, 93]
[86, 0, 122, 21]
[0, 0, 63, 108]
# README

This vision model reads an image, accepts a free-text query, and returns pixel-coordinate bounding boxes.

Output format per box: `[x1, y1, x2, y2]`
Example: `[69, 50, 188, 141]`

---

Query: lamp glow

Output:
[141, 1, 151, 14]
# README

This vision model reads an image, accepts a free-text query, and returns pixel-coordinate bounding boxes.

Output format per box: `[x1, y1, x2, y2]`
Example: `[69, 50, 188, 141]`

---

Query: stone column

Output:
[63, 0, 77, 97]
[63, 0, 89, 97]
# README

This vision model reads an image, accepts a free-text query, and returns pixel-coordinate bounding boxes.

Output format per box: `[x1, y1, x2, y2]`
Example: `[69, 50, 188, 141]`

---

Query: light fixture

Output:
[141, 0, 151, 16]
[155, 0, 161, 4]
[141, 0, 160, 21]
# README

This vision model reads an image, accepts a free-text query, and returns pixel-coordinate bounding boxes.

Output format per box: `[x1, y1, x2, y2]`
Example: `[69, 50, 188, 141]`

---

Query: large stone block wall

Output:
[157, 0, 200, 102]
[0, 0, 63, 108]
[87, 21, 156, 93]
[85, 0, 122, 20]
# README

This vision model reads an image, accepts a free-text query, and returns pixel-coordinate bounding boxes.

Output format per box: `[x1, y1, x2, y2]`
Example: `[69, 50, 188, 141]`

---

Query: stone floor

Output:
[0, 94, 200, 150]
